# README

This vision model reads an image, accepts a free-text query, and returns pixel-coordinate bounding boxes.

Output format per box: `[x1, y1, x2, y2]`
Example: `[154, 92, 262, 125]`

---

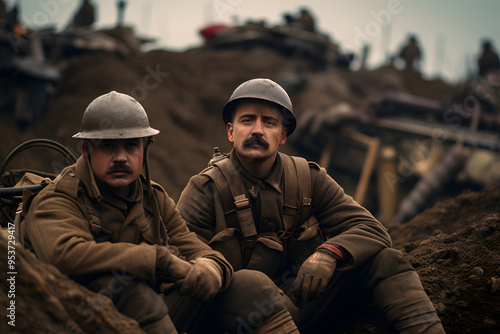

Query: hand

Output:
[156, 246, 192, 282]
[179, 257, 223, 302]
[291, 251, 338, 304]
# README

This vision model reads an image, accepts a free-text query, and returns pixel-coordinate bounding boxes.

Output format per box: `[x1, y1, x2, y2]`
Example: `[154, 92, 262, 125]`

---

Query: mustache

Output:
[106, 163, 133, 174]
[243, 136, 269, 148]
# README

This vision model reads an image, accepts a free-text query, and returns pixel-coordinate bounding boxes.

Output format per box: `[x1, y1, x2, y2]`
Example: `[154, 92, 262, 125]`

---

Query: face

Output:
[227, 100, 288, 162]
[87, 138, 144, 189]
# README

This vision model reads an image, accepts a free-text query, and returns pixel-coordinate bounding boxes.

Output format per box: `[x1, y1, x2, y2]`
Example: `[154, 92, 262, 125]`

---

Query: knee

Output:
[213, 270, 298, 331]
[85, 274, 167, 318]
[220, 269, 295, 314]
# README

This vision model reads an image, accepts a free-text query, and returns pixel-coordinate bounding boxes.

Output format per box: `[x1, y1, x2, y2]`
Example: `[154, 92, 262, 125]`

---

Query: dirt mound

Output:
[389, 185, 500, 333]
[0, 233, 145, 333]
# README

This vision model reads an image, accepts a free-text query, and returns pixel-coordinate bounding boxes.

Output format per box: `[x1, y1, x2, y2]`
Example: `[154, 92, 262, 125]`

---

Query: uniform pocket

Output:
[208, 228, 244, 271]
[289, 215, 325, 266]
[247, 233, 284, 279]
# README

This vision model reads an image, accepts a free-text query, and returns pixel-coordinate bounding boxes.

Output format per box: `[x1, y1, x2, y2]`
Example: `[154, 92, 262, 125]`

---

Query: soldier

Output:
[70, 0, 95, 28]
[399, 35, 422, 73]
[296, 8, 315, 33]
[178, 78, 446, 333]
[478, 39, 500, 76]
[24, 91, 299, 334]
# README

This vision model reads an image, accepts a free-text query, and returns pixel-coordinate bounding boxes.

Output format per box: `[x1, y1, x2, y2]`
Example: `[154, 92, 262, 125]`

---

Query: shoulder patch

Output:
[53, 167, 80, 198]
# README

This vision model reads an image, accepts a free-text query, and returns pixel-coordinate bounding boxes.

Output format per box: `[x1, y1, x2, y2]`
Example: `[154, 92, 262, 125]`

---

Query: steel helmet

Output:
[222, 78, 297, 136]
[73, 91, 159, 139]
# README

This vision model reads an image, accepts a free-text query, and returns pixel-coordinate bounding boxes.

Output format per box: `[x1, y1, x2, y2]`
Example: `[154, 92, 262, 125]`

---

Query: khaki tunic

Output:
[24, 157, 232, 286]
[178, 152, 391, 282]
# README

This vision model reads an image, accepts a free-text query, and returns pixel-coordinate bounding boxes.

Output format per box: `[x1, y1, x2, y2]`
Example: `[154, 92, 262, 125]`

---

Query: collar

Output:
[74, 156, 142, 209]
[229, 149, 283, 199]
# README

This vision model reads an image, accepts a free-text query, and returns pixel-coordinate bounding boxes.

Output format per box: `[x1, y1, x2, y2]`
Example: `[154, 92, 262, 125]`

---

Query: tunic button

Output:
[261, 184, 266, 190]
[262, 219, 269, 225]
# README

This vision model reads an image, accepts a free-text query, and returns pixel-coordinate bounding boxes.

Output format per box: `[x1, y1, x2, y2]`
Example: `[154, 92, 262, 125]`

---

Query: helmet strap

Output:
[143, 136, 165, 245]
[81, 140, 102, 201]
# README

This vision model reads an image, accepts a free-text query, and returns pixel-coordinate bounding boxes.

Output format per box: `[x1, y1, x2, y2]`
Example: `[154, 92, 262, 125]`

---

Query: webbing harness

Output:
[205, 153, 312, 252]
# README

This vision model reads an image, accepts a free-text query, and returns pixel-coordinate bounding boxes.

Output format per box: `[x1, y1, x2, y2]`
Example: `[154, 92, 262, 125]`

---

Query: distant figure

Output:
[478, 40, 500, 76]
[70, 0, 95, 28]
[116, 0, 127, 28]
[5, 1, 20, 34]
[399, 35, 421, 73]
[297, 8, 316, 32]
[0, 0, 7, 23]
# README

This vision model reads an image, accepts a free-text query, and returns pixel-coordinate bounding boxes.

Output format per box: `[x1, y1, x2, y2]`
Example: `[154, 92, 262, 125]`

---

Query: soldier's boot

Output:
[253, 309, 299, 334]
[373, 270, 446, 333]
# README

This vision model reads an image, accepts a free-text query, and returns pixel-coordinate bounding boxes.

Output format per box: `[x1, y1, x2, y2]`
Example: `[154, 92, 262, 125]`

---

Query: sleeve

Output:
[176, 174, 219, 244]
[311, 167, 392, 270]
[25, 187, 158, 282]
[154, 186, 233, 290]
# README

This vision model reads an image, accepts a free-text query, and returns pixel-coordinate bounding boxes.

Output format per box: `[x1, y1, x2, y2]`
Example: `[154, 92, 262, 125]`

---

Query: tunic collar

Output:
[229, 149, 283, 199]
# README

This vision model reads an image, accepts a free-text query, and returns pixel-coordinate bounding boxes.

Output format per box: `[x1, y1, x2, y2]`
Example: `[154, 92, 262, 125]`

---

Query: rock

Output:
[435, 302, 446, 315]
[491, 277, 500, 293]
[471, 267, 484, 275]
[483, 318, 496, 329]
[468, 275, 481, 287]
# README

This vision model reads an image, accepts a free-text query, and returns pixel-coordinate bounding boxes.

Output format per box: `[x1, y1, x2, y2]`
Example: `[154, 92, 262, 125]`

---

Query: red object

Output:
[199, 25, 230, 42]
[317, 244, 348, 261]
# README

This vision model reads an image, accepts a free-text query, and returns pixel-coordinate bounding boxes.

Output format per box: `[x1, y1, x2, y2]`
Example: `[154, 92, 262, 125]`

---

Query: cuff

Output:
[317, 244, 348, 262]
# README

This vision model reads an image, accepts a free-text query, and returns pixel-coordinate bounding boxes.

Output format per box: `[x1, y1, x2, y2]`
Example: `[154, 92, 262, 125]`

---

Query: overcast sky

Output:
[6, 0, 500, 83]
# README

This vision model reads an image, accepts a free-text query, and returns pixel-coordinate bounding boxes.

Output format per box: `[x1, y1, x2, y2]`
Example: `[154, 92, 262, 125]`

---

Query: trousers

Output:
[81, 269, 298, 333]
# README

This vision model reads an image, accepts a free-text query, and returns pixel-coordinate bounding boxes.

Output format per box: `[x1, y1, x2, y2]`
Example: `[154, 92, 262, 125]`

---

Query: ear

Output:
[279, 127, 288, 146]
[227, 122, 234, 143]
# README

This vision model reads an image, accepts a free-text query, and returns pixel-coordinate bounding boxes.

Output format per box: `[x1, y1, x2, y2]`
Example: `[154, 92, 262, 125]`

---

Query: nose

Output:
[113, 145, 127, 162]
[251, 118, 264, 135]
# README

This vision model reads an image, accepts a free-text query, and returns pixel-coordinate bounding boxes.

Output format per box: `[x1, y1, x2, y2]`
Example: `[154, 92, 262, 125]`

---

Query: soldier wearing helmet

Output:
[24, 91, 300, 333]
[178, 79, 446, 333]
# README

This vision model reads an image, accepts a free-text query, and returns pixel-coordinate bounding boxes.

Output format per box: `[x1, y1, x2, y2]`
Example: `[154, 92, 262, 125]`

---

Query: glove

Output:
[179, 257, 223, 302]
[291, 250, 338, 304]
[156, 246, 193, 282]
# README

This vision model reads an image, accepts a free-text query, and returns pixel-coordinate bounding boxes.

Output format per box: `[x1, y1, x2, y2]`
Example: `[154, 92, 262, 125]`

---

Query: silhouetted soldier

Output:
[297, 8, 315, 33]
[116, 0, 127, 28]
[0, 0, 6, 24]
[478, 40, 500, 76]
[70, 0, 95, 28]
[399, 35, 421, 73]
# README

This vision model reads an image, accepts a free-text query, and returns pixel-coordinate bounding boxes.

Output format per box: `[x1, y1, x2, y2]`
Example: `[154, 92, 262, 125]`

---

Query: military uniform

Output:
[25, 156, 298, 333]
[178, 150, 445, 333]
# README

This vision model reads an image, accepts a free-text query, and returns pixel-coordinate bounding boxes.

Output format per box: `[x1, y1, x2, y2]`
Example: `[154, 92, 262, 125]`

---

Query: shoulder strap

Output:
[280, 154, 298, 233]
[292, 156, 313, 224]
[207, 158, 257, 240]
[280, 154, 312, 234]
